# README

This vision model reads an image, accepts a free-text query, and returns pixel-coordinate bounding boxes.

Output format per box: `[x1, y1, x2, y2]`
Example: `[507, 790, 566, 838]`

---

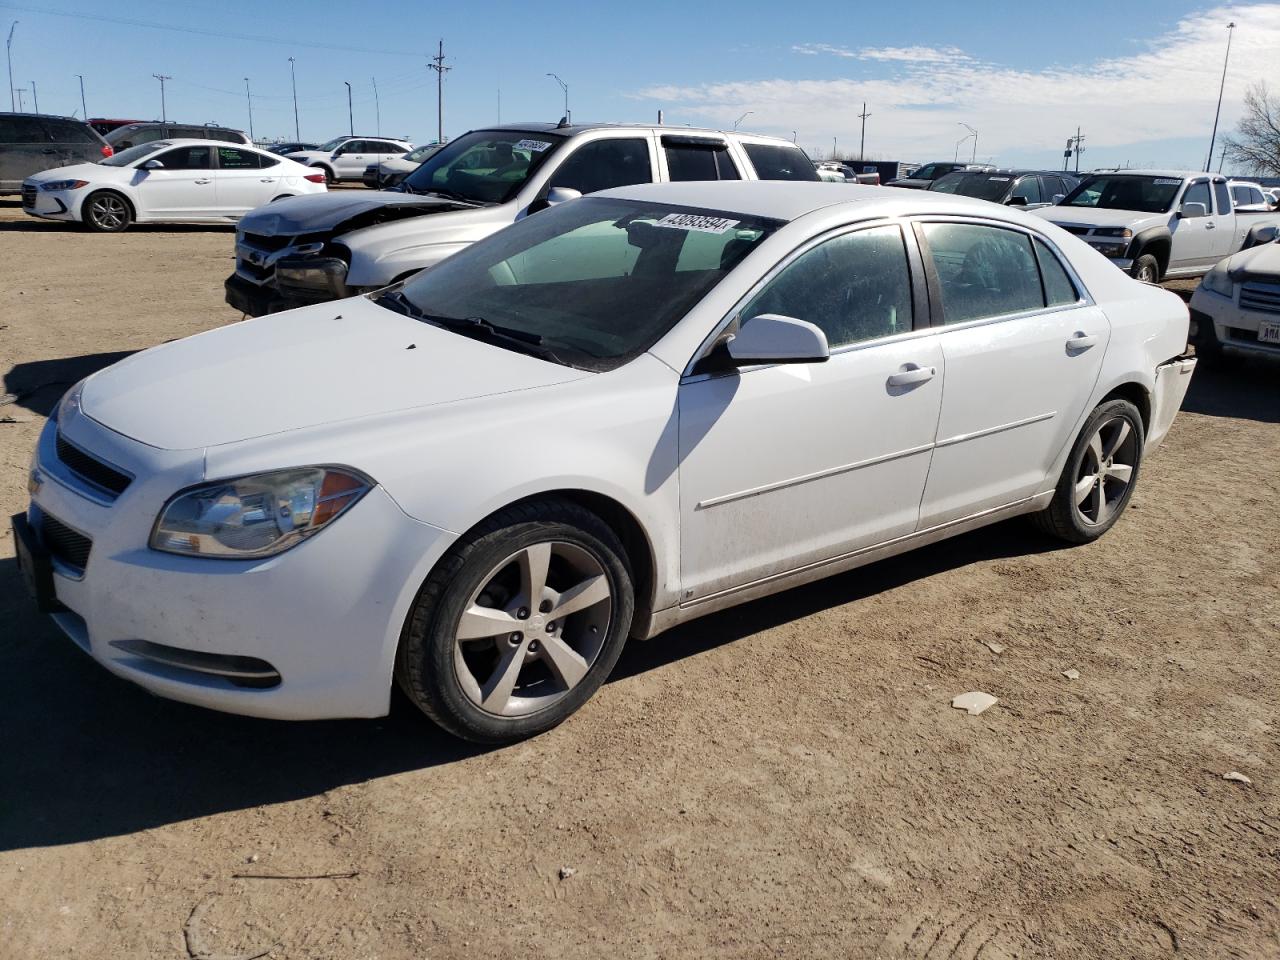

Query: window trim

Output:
[682, 217, 931, 379]
[909, 215, 1093, 333]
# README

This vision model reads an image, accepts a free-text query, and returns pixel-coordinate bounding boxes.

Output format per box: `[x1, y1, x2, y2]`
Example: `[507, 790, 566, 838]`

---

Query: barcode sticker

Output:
[653, 213, 741, 234]
[514, 139, 552, 153]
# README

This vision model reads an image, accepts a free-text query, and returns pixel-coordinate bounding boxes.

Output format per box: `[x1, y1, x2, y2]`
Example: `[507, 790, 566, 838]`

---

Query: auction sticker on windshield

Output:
[654, 213, 741, 234]
[514, 139, 552, 153]
[1155, 178, 1182, 185]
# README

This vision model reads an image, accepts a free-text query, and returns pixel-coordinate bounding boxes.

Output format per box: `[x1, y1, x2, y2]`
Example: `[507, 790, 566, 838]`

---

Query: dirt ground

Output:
[1, 197, 1278, 960]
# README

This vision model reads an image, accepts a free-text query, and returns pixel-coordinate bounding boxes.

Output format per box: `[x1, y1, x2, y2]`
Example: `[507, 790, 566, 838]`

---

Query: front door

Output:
[1168, 179, 1218, 274]
[677, 223, 944, 601]
[135, 144, 218, 218]
[333, 140, 369, 178]
[914, 221, 1109, 527]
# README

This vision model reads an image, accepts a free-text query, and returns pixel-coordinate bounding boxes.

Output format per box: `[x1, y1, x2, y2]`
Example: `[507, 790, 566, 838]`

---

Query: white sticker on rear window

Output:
[653, 213, 741, 234]
[989, 176, 1011, 181]
[1154, 178, 1182, 185]
[514, 139, 552, 153]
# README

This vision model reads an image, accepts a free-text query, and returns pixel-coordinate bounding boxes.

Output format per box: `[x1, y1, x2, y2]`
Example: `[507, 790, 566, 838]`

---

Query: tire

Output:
[395, 499, 635, 743]
[1131, 254, 1161, 284]
[82, 190, 132, 232]
[1032, 399, 1145, 544]
[270, 194, 294, 203]
[313, 164, 335, 185]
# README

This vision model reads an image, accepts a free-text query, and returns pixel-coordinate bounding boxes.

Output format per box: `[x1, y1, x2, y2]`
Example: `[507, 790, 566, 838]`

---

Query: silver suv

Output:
[225, 122, 819, 315]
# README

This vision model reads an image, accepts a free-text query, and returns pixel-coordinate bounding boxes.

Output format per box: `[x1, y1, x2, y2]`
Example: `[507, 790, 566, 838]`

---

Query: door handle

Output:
[194, 178, 211, 185]
[1205, 222, 1217, 229]
[41, 148, 58, 154]
[259, 178, 276, 182]
[886, 363, 937, 388]
[1066, 332, 1098, 351]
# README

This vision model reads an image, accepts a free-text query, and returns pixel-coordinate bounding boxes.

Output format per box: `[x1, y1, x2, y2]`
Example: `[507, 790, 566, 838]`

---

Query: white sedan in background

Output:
[15, 182, 1195, 743]
[1190, 229, 1280, 362]
[21, 139, 327, 231]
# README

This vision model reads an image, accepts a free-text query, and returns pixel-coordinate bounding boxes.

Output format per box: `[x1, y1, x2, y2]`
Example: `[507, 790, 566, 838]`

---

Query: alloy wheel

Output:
[89, 195, 127, 230]
[452, 541, 612, 718]
[1073, 416, 1138, 526]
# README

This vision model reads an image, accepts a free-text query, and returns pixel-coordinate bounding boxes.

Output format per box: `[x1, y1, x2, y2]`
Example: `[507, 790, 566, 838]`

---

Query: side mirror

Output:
[1180, 201, 1208, 219]
[546, 186, 583, 206]
[1052, 194, 1066, 204]
[726, 314, 830, 366]
[143, 159, 165, 170]
[1007, 195, 1029, 206]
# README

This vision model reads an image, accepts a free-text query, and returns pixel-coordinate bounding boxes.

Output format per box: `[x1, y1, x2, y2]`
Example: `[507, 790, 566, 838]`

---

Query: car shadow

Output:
[3, 353, 138, 416]
[0, 517, 1063, 852]
[1181, 353, 1280, 425]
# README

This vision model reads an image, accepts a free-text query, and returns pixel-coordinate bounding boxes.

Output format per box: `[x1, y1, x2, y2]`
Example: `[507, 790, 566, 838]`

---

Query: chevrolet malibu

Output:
[14, 182, 1197, 743]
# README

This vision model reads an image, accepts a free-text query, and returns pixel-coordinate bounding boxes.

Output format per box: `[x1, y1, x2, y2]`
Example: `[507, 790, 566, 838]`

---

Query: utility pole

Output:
[152, 73, 171, 123]
[243, 77, 253, 142]
[832, 136, 837, 160]
[14, 85, 24, 110]
[29, 78, 36, 113]
[959, 122, 977, 163]
[1218, 142, 1228, 173]
[429, 39, 450, 144]
[343, 81, 353, 136]
[1073, 127, 1086, 173]
[858, 102, 870, 162]
[547, 72, 570, 123]
[6, 21, 16, 112]
[372, 77, 380, 135]
[1205, 21, 1237, 172]
[288, 57, 300, 141]
[75, 73, 86, 119]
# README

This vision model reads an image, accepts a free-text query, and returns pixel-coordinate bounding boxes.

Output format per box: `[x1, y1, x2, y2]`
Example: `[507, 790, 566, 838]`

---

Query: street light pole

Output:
[152, 73, 171, 123]
[546, 72, 569, 123]
[372, 76, 380, 135]
[733, 110, 754, 130]
[958, 122, 977, 163]
[75, 73, 86, 119]
[288, 57, 300, 141]
[1205, 21, 1237, 173]
[343, 81, 353, 136]
[243, 77, 253, 142]
[6, 21, 17, 112]
[29, 78, 36, 113]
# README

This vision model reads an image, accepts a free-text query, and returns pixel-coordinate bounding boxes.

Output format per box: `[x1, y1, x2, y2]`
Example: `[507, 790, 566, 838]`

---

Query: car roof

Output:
[473, 121, 798, 145]
[136, 138, 272, 150]
[1082, 169, 1224, 180]
[0, 111, 87, 122]
[115, 121, 242, 131]
[597, 180, 1034, 223]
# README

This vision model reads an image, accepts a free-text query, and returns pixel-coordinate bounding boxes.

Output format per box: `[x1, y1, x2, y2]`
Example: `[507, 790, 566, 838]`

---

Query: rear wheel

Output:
[82, 190, 131, 232]
[1032, 399, 1145, 544]
[313, 164, 335, 185]
[395, 499, 634, 743]
[1131, 254, 1161, 284]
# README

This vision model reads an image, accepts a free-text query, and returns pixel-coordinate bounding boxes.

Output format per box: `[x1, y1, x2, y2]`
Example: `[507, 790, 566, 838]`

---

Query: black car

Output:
[266, 141, 319, 155]
[928, 169, 1080, 209]
[0, 113, 112, 194]
[105, 122, 250, 150]
[888, 161, 996, 190]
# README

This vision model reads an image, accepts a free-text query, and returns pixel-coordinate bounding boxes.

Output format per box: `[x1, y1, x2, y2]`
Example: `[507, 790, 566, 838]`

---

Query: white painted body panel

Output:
[1189, 241, 1280, 359]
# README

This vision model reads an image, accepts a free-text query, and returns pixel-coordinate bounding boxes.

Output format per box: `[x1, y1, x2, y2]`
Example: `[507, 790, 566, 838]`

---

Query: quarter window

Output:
[921, 223, 1044, 324]
[739, 225, 914, 348]
[549, 138, 653, 194]
[1034, 238, 1079, 307]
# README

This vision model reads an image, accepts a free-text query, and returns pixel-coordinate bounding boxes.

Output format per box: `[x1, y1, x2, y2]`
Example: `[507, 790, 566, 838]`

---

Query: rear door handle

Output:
[1066, 331, 1098, 351]
[1205, 222, 1217, 229]
[194, 179, 211, 185]
[259, 178, 276, 182]
[886, 363, 937, 388]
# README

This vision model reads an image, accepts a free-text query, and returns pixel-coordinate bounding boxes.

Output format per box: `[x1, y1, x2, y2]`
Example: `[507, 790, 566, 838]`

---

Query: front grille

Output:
[56, 431, 132, 498]
[1063, 225, 1091, 236]
[241, 232, 296, 252]
[41, 513, 93, 572]
[21, 184, 37, 208]
[1239, 281, 1280, 316]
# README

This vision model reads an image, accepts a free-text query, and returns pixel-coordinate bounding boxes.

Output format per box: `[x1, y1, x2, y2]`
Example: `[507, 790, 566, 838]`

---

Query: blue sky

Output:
[1, 1, 1273, 171]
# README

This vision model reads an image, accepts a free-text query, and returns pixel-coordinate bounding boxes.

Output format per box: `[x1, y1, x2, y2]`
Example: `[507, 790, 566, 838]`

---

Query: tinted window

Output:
[1034, 238, 1079, 307]
[1214, 181, 1232, 214]
[370, 141, 404, 153]
[549, 138, 652, 195]
[209, 128, 246, 144]
[1011, 176, 1042, 204]
[1042, 176, 1066, 201]
[217, 146, 259, 169]
[129, 127, 167, 145]
[43, 119, 98, 144]
[1183, 181, 1211, 210]
[922, 223, 1043, 324]
[665, 143, 734, 182]
[154, 146, 213, 170]
[1061, 175, 1183, 213]
[0, 117, 52, 142]
[931, 172, 1012, 201]
[401, 129, 564, 205]
[258, 153, 280, 168]
[742, 143, 819, 181]
[740, 225, 914, 348]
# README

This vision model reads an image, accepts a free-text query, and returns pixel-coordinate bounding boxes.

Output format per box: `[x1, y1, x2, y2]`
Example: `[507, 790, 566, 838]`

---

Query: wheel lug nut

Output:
[539, 600, 553, 614]
[529, 640, 540, 652]
[517, 607, 529, 620]
[509, 632, 522, 644]
[546, 621, 557, 633]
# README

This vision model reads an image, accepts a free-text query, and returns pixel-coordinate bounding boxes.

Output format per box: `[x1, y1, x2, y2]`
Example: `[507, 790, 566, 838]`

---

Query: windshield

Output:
[1061, 175, 1183, 213]
[930, 172, 1013, 201]
[316, 137, 347, 152]
[101, 142, 167, 167]
[390, 197, 781, 371]
[399, 130, 565, 204]
[911, 163, 941, 181]
[407, 143, 441, 162]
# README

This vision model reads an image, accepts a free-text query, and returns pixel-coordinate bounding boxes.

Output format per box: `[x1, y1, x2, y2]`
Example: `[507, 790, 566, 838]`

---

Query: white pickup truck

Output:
[1033, 170, 1280, 283]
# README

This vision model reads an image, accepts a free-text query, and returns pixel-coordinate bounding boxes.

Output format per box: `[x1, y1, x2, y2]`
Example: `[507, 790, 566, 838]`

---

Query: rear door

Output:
[212, 145, 277, 215]
[333, 140, 369, 178]
[0, 115, 58, 189]
[136, 144, 219, 218]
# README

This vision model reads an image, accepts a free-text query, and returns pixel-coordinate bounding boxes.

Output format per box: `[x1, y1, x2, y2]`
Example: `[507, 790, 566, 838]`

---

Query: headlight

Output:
[55, 379, 86, 423]
[150, 466, 372, 559]
[1092, 227, 1133, 239]
[41, 179, 89, 192]
[1201, 265, 1235, 299]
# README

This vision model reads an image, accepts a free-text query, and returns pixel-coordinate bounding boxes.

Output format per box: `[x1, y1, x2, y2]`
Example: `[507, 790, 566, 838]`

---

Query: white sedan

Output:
[1190, 230, 1280, 361]
[21, 139, 327, 231]
[15, 182, 1196, 742]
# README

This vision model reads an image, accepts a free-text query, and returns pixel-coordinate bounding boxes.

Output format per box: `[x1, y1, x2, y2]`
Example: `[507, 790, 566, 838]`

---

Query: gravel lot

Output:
[1, 197, 1277, 959]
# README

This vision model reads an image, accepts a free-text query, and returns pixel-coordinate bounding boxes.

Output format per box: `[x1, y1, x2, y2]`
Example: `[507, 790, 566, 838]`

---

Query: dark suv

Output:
[0, 113, 112, 194]
[888, 161, 996, 190]
[928, 169, 1080, 209]
[105, 122, 250, 150]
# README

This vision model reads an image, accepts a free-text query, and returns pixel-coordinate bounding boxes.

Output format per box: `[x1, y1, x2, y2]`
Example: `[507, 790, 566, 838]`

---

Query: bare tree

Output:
[1223, 81, 1280, 175]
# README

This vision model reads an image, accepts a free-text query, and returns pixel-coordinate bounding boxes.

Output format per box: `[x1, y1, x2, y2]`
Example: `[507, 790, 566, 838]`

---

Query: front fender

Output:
[346, 242, 470, 287]
[1130, 225, 1172, 265]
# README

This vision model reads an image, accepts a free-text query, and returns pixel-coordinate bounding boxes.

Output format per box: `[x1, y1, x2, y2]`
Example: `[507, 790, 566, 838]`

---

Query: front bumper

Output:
[21, 184, 81, 221]
[225, 272, 286, 317]
[18, 410, 456, 721]
[1189, 286, 1280, 357]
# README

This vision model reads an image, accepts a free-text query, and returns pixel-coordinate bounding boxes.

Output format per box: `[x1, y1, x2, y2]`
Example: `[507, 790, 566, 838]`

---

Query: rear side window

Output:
[1034, 238, 1079, 307]
[0, 117, 52, 142]
[665, 143, 739, 182]
[1011, 177, 1042, 204]
[742, 143, 819, 182]
[921, 222, 1044, 324]
[217, 147, 259, 169]
[550, 138, 653, 194]
[1214, 181, 1232, 214]
[43, 119, 98, 144]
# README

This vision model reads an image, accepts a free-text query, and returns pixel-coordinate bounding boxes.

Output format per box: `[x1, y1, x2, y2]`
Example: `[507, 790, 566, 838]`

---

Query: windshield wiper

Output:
[373, 292, 563, 362]
[423, 188, 483, 206]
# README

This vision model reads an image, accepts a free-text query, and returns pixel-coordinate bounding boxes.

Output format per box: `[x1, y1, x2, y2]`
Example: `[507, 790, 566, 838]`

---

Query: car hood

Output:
[81, 296, 588, 450]
[888, 178, 931, 189]
[25, 162, 116, 184]
[237, 191, 472, 236]
[1226, 240, 1280, 279]
[1032, 207, 1169, 230]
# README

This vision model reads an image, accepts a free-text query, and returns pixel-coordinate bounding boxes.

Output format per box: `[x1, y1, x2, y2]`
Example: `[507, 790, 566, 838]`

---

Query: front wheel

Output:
[1131, 254, 1161, 284]
[1032, 399, 1145, 544]
[395, 499, 634, 743]
[82, 190, 132, 232]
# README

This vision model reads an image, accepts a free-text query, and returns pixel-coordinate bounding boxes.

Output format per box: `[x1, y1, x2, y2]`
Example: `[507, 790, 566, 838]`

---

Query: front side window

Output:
[931, 173, 1012, 201]
[741, 143, 818, 182]
[317, 137, 348, 152]
[740, 225, 914, 348]
[392, 197, 779, 370]
[1061, 175, 1183, 213]
[922, 222, 1044, 324]
[549, 138, 653, 194]
[154, 146, 213, 170]
[217, 147, 259, 169]
[1011, 176, 1042, 204]
[400, 129, 565, 204]
[911, 163, 939, 181]
[1183, 181, 1211, 211]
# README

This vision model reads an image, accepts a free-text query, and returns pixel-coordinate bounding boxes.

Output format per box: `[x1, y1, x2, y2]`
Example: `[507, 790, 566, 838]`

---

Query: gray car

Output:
[105, 122, 250, 151]
[0, 113, 111, 194]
